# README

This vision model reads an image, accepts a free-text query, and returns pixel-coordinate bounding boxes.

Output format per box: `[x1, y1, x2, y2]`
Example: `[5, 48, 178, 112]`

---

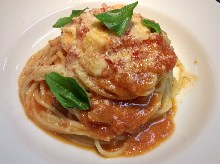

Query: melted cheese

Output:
[130, 14, 151, 40]
[79, 53, 107, 76]
[61, 25, 76, 51]
[82, 28, 109, 52]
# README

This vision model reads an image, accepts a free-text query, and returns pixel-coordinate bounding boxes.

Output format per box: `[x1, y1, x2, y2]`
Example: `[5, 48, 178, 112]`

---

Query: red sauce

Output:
[124, 108, 175, 156]
[78, 93, 160, 138]
[54, 90, 175, 157]
[81, 95, 176, 156]
[107, 34, 177, 74]
[31, 90, 176, 157]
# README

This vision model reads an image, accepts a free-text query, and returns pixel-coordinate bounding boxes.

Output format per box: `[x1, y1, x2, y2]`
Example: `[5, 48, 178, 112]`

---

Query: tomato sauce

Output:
[124, 107, 175, 156]
[33, 89, 176, 157]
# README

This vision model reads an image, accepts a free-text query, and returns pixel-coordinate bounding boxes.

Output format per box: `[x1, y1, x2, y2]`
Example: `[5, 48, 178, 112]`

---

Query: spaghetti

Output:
[19, 4, 185, 157]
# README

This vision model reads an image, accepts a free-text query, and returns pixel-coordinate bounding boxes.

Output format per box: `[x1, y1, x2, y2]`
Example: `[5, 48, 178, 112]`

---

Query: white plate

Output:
[0, 0, 220, 163]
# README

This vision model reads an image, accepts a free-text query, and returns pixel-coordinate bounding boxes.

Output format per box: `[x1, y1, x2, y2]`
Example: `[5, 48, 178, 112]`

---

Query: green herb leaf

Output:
[53, 8, 88, 28]
[142, 19, 161, 34]
[52, 17, 73, 28]
[94, 1, 138, 36]
[45, 72, 90, 110]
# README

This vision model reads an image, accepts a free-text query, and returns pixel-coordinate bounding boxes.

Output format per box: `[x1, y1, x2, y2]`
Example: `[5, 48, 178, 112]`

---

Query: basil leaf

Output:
[52, 17, 73, 28]
[94, 1, 138, 36]
[142, 19, 161, 34]
[53, 8, 88, 28]
[45, 72, 90, 110]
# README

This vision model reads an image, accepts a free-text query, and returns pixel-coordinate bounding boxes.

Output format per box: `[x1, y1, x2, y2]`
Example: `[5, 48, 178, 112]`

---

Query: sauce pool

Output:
[124, 109, 175, 156]
[35, 102, 176, 157]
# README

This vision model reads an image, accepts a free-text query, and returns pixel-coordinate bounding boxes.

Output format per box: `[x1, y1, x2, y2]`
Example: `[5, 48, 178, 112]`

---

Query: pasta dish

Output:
[18, 2, 186, 157]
